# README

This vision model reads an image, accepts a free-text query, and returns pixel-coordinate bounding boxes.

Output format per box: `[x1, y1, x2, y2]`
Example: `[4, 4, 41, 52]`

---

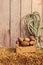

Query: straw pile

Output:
[0, 47, 43, 65]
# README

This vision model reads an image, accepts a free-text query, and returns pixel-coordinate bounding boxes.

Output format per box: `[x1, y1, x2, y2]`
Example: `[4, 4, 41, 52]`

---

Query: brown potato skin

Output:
[24, 38, 30, 42]
[18, 37, 24, 42]
[18, 37, 36, 46]
[21, 41, 30, 46]
[30, 41, 36, 46]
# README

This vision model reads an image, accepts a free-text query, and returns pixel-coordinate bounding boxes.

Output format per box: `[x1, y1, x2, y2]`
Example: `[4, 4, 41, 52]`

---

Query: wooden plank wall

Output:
[0, 0, 9, 47]
[0, 0, 43, 47]
[11, 0, 20, 47]
[21, 0, 31, 37]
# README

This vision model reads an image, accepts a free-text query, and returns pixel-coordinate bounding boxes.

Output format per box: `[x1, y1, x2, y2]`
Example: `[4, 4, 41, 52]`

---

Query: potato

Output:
[18, 37, 24, 42]
[21, 41, 30, 46]
[30, 36, 35, 41]
[30, 41, 36, 46]
[24, 38, 30, 42]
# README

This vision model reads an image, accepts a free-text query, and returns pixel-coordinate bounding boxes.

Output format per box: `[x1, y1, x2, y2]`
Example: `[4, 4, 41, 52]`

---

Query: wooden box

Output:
[16, 44, 36, 54]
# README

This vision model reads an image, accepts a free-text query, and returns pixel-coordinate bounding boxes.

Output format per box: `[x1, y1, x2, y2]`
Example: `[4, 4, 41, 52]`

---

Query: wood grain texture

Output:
[11, 0, 20, 47]
[0, 0, 9, 47]
[21, 0, 31, 37]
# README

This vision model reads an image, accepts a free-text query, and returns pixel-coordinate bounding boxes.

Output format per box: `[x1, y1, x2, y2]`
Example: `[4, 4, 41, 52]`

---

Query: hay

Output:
[0, 47, 43, 65]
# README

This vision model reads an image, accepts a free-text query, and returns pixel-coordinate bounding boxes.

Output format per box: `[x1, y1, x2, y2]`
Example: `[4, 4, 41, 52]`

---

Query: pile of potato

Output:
[16, 36, 36, 46]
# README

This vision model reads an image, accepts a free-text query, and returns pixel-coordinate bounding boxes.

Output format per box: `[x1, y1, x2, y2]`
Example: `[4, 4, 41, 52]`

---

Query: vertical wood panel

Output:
[21, 0, 31, 17]
[21, 0, 31, 37]
[11, 0, 20, 47]
[32, 0, 42, 35]
[0, 0, 9, 47]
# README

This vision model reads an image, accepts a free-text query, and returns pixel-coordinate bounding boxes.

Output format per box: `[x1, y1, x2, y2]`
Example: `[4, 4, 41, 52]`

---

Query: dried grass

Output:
[0, 47, 43, 65]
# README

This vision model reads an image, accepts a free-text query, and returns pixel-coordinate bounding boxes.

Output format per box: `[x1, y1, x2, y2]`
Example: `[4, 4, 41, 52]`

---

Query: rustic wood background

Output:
[0, 0, 43, 47]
